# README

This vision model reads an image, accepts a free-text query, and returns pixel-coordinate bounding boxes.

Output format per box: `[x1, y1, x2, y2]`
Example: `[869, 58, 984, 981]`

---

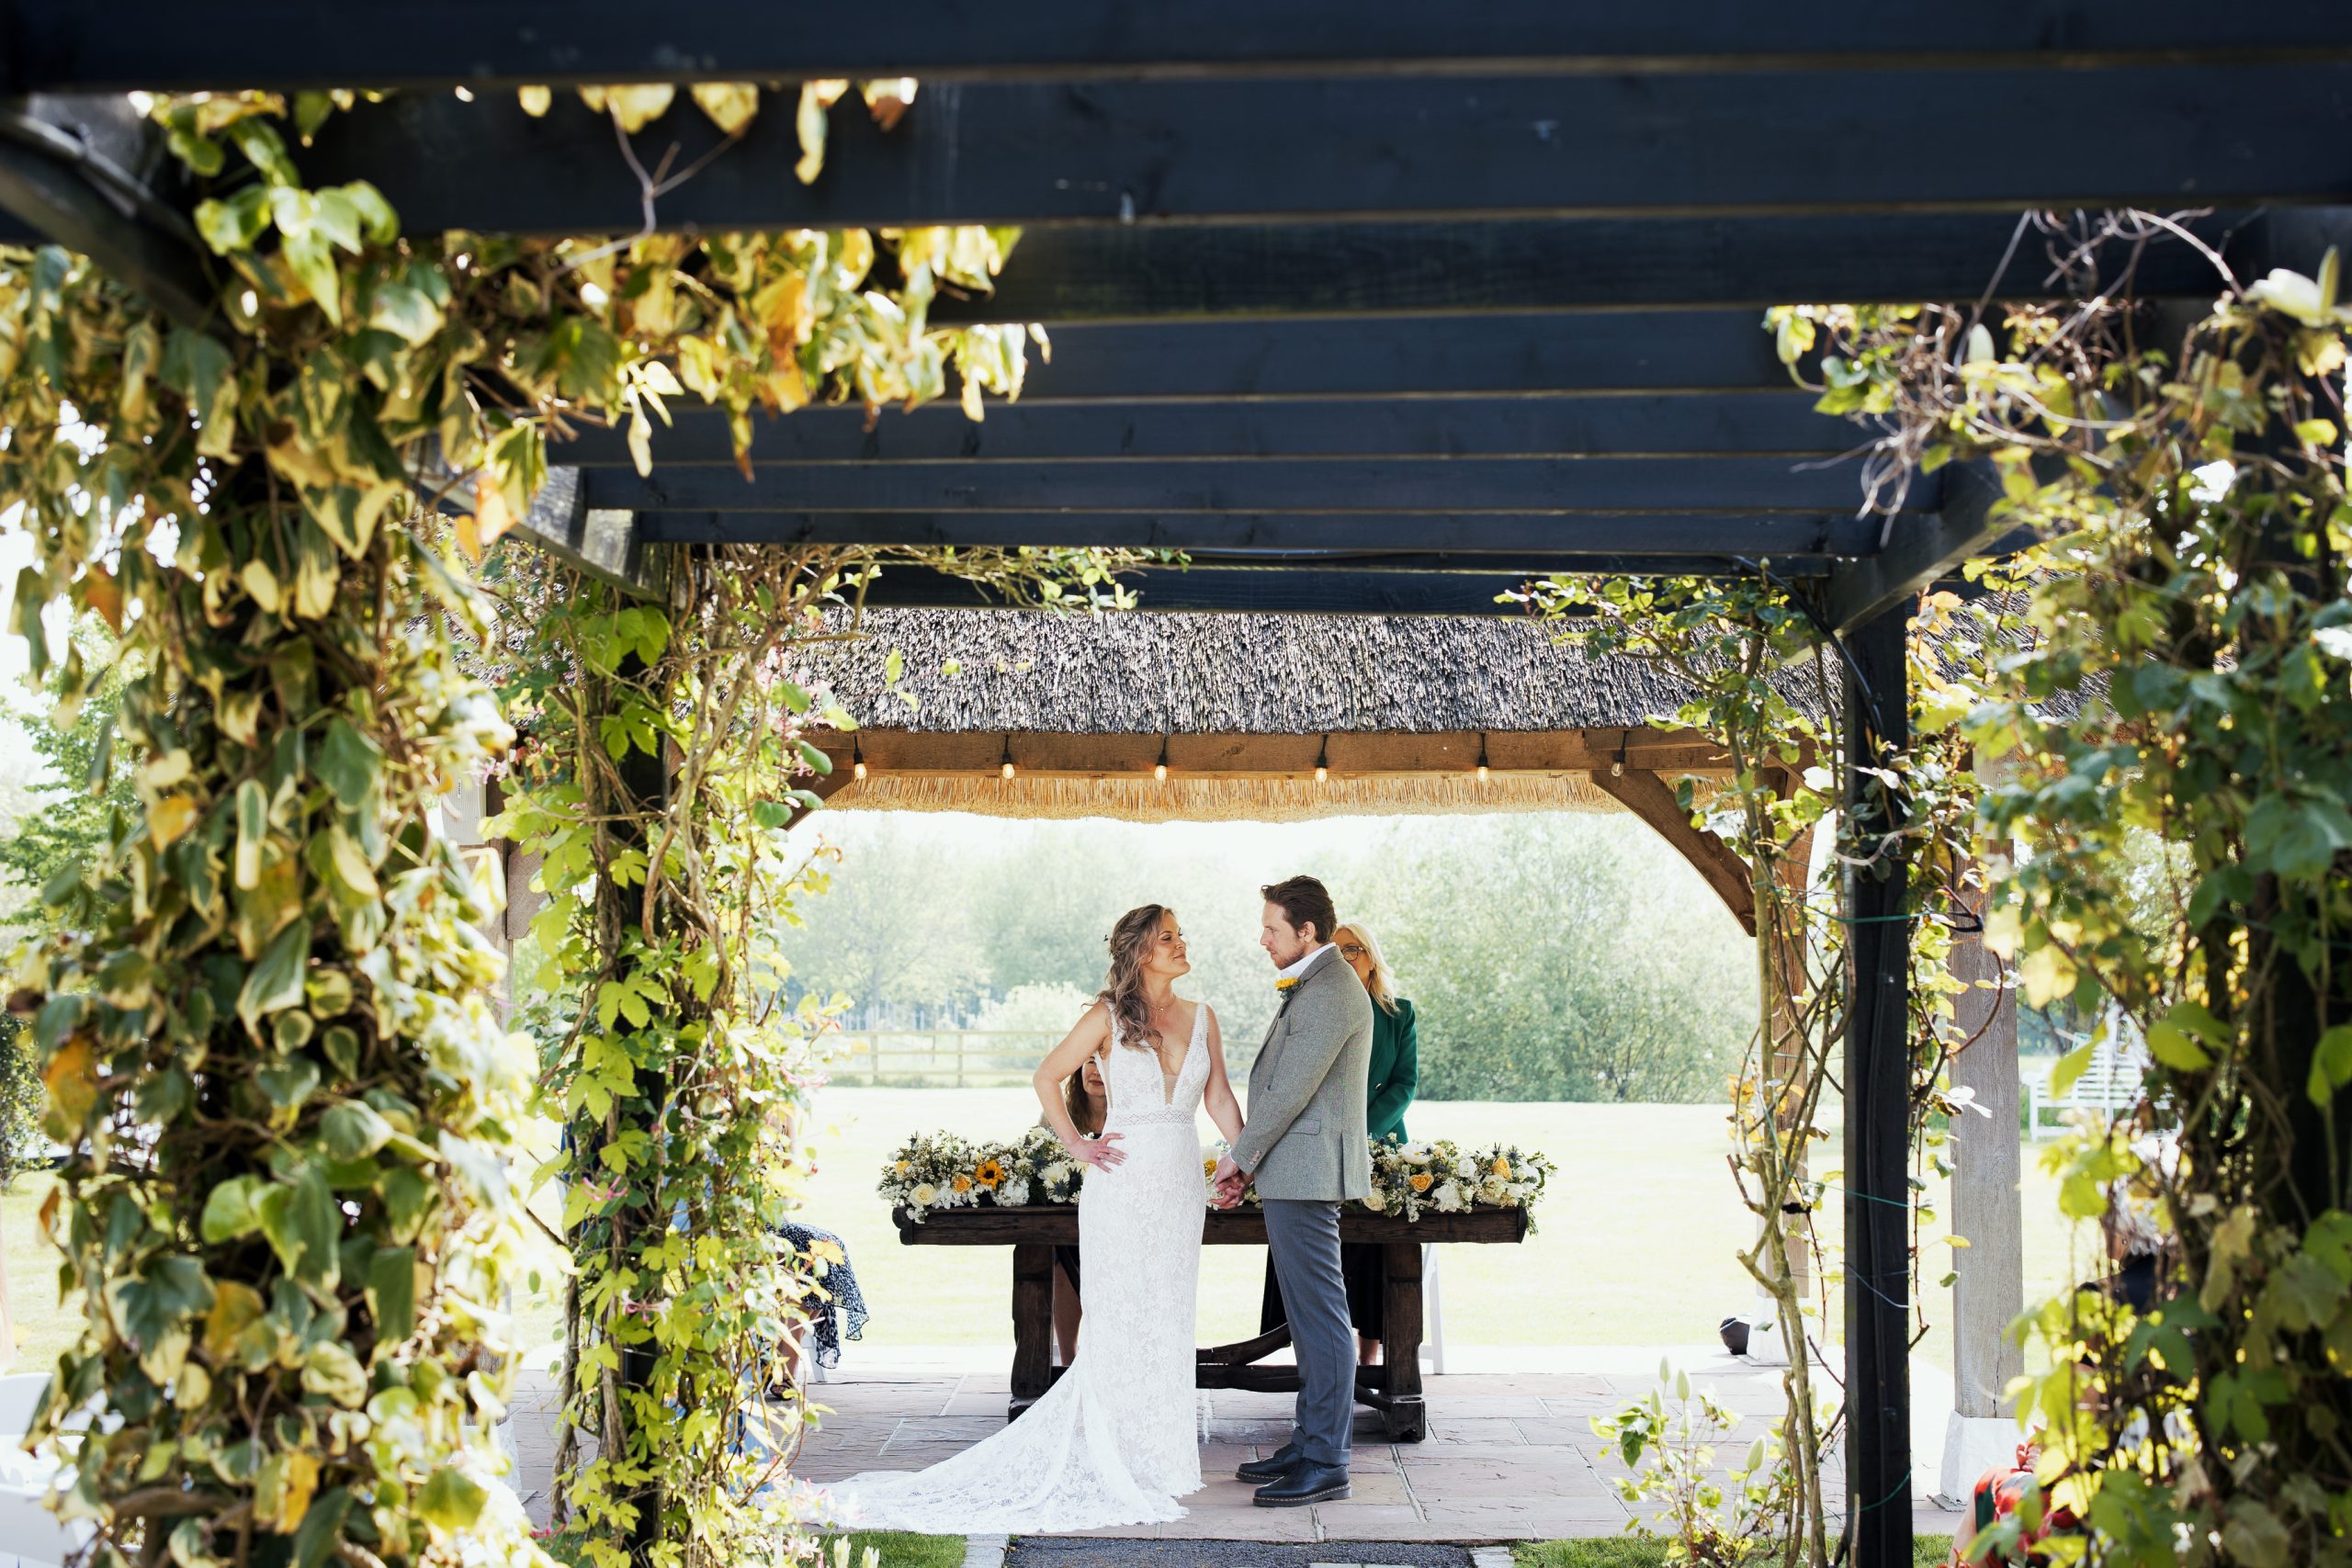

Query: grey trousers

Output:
[1262, 1198, 1352, 1468]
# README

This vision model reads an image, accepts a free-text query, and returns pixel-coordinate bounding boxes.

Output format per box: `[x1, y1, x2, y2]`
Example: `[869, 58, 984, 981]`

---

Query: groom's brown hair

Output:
[1261, 875, 1338, 946]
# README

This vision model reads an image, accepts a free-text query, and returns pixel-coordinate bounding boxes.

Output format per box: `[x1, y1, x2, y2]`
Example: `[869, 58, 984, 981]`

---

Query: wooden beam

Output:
[29, 3, 2352, 91]
[1821, 461, 2007, 635]
[632, 509, 1882, 560]
[928, 212, 2243, 323]
[1588, 766, 1755, 935]
[1842, 606, 1915, 1568]
[853, 564, 1552, 615]
[491, 468, 669, 601]
[0, 96, 214, 326]
[813, 728, 1735, 779]
[585, 455, 1889, 513]
[552, 392, 1849, 467]
[288, 66, 2352, 233]
[1010, 312, 1804, 400]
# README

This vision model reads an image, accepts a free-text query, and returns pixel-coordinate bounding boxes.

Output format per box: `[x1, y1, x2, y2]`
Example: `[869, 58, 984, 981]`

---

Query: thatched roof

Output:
[801, 609, 1709, 737]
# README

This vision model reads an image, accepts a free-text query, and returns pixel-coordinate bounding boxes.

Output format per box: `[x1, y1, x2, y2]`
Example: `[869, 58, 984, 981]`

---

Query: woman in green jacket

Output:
[1259, 920, 1419, 1362]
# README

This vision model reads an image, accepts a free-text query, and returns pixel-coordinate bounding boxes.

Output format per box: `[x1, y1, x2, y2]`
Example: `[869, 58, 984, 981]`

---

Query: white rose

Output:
[1363, 1188, 1388, 1212]
[1479, 1179, 1508, 1204]
[910, 1183, 938, 1207]
[1433, 1181, 1465, 1213]
[1453, 1156, 1477, 1179]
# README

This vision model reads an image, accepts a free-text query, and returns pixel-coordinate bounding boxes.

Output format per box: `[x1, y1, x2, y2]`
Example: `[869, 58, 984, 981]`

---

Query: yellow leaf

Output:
[149, 795, 201, 849]
[796, 81, 850, 184]
[517, 85, 552, 118]
[454, 513, 482, 565]
[474, 473, 517, 550]
[203, 1280, 266, 1361]
[604, 85, 674, 134]
[41, 1035, 96, 1125]
[240, 558, 282, 613]
[691, 82, 760, 135]
[83, 566, 123, 633]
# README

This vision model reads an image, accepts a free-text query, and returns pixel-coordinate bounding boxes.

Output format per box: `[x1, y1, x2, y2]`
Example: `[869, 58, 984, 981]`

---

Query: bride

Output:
[834, 904, 1244, 1532]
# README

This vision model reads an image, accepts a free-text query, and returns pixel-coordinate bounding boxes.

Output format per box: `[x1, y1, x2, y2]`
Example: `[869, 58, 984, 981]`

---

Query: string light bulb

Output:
[1313, 736, 1329, 785]
[1001, 737, 1016, 781]
[851, 739, 867, 782]
[1154, 735, 1170, 784]
[1476, 732, 1490, 784]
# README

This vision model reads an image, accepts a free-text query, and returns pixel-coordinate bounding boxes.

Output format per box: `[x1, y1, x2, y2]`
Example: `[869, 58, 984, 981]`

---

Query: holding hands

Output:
[1210, 1153, 1250, 1209]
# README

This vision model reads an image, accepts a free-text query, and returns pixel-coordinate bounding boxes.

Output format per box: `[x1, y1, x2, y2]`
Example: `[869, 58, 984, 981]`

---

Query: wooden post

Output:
[1009, 1243, 1056, 1419]
[1939, 862, 2025, 1497]
[1380, 1242, 1428, 1440]
[1842, 607, 1914, 1567]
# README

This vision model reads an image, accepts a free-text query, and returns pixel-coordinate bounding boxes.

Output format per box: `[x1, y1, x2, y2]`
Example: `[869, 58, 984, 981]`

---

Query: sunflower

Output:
[1408, 1172, 1434, 1193]
[975, 1157, 1004, 1189]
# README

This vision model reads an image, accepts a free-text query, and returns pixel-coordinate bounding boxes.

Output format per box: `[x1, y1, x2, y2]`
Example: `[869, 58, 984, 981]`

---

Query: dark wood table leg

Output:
[1010, 1242, 1054, 1420]
[1382, 1242, 1428, 1441]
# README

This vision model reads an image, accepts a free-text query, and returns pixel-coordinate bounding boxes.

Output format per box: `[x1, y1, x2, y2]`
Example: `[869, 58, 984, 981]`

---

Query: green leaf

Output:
[368, 1245, 417, 1347]
[321, 1101, 392, 1161]
[414, 1467, 488, 1531]
[288, 1487, 354, 1568]
[233, 777, 269, 891]
[2048, 1037, 2098, 1100]
[317, 717, 385, 812]
[238, 919, 311, 1030]
[194, 186, 274, 255]
[2306, 1025, 2352, 1108]
[258, 1165, 342, 1289]
[2145, 1018, 2214, 1074]
[367, 281, 444, 346]
[256, 1056, 321, 1111]
[199, 1176, 270, 1243]
[282, 227, 344, 326]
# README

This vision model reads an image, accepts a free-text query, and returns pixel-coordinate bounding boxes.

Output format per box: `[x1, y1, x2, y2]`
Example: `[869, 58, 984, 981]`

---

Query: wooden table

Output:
[893, 1203, 1531, 1440]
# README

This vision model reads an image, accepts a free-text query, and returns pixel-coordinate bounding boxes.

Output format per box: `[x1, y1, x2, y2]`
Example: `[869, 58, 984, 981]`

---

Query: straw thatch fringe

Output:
[802, 609, 1747, 737]
[824, 770, 1704, 823]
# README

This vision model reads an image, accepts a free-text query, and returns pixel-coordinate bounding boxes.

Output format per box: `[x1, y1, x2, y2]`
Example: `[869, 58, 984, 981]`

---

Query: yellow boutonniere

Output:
[1275, 976, 1301, 993]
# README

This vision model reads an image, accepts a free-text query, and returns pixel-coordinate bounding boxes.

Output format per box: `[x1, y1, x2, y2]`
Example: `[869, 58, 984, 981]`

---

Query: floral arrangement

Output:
[882, 1129, 1554, 1227]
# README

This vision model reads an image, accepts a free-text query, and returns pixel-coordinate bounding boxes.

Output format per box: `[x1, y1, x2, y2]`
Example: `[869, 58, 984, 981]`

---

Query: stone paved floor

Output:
[507, 1345, 1964, 1545]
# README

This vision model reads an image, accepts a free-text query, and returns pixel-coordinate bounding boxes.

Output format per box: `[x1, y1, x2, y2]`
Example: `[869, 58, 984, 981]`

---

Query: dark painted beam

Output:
[851, 564, 1554, 616]
[583, 455, 1894, 514]
[630, 509, 1886, 558]
[0, 96, 213, 325]
[23, 2, 2352, 91]
[1013, 313, 1803, 400]
[929, 212, 2245, 323]
[1841, 604, 1916, 1568]
[1822, 462, 2008, 634]
[553, 393, 1849, 468]
[289, 67, 2352, 233]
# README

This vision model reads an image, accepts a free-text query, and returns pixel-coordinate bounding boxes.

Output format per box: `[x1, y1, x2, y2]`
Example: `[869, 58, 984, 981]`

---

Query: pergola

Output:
[5, 11, 2346, 1561]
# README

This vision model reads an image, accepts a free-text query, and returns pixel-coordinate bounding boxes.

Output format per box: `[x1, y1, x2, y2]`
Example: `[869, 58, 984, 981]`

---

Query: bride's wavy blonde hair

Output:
[1097, 904, 1171, 1052]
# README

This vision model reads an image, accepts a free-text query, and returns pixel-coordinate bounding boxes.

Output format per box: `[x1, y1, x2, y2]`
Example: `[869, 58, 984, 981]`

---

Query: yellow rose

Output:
[896, 1160, 913, 1176]
[952, 1174, 973, 1193]
[1408, 1172, 1433, 1193]
[1490, 1157, 1511, 1179]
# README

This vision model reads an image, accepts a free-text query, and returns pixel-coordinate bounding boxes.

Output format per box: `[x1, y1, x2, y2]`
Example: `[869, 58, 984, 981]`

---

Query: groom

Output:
[1213, 874, 1374, 1506]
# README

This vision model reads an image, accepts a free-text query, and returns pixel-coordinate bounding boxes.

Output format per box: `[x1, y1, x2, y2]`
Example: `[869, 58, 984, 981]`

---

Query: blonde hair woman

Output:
[1260, 920, 1419, 1363]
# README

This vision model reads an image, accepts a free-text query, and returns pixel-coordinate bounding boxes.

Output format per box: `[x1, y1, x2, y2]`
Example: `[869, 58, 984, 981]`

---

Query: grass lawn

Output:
[1517, 1536, 1953, 1567]
[0, 1092, 2097, 1383]
[820, 1531, 964, 1568]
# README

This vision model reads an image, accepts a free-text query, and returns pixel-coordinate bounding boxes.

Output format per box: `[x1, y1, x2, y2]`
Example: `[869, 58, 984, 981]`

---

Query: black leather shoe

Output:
[1236, 1442, 1304, 1483]
[1253, 1461, 1350, 1506]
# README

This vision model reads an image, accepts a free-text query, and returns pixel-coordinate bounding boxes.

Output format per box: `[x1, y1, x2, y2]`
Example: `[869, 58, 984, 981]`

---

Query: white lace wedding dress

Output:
[833, 1005, 1211, 1532]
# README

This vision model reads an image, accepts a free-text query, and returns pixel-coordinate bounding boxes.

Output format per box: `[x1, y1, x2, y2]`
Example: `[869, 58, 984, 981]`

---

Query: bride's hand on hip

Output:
[1069, 1131, 1126, 1170]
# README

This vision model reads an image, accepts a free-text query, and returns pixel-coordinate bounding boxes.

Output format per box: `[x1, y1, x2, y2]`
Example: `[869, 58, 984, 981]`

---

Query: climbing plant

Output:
[1775, 224, 2352, 1564]
[0, 80, 1113, 1566]
[1519, 575, 2011, 1567]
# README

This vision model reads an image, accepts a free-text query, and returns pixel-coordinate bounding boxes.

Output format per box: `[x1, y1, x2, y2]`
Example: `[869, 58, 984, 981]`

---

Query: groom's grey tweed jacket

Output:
[1229, 946, 1375, 1201]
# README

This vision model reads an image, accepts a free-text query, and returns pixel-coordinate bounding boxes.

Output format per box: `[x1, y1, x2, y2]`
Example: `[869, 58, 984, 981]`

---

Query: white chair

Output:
[2025, 1024, 2149, 1141]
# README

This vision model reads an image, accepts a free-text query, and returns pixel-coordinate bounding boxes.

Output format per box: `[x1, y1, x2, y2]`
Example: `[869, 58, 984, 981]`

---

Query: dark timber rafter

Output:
[18, 1, 2352, 91]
